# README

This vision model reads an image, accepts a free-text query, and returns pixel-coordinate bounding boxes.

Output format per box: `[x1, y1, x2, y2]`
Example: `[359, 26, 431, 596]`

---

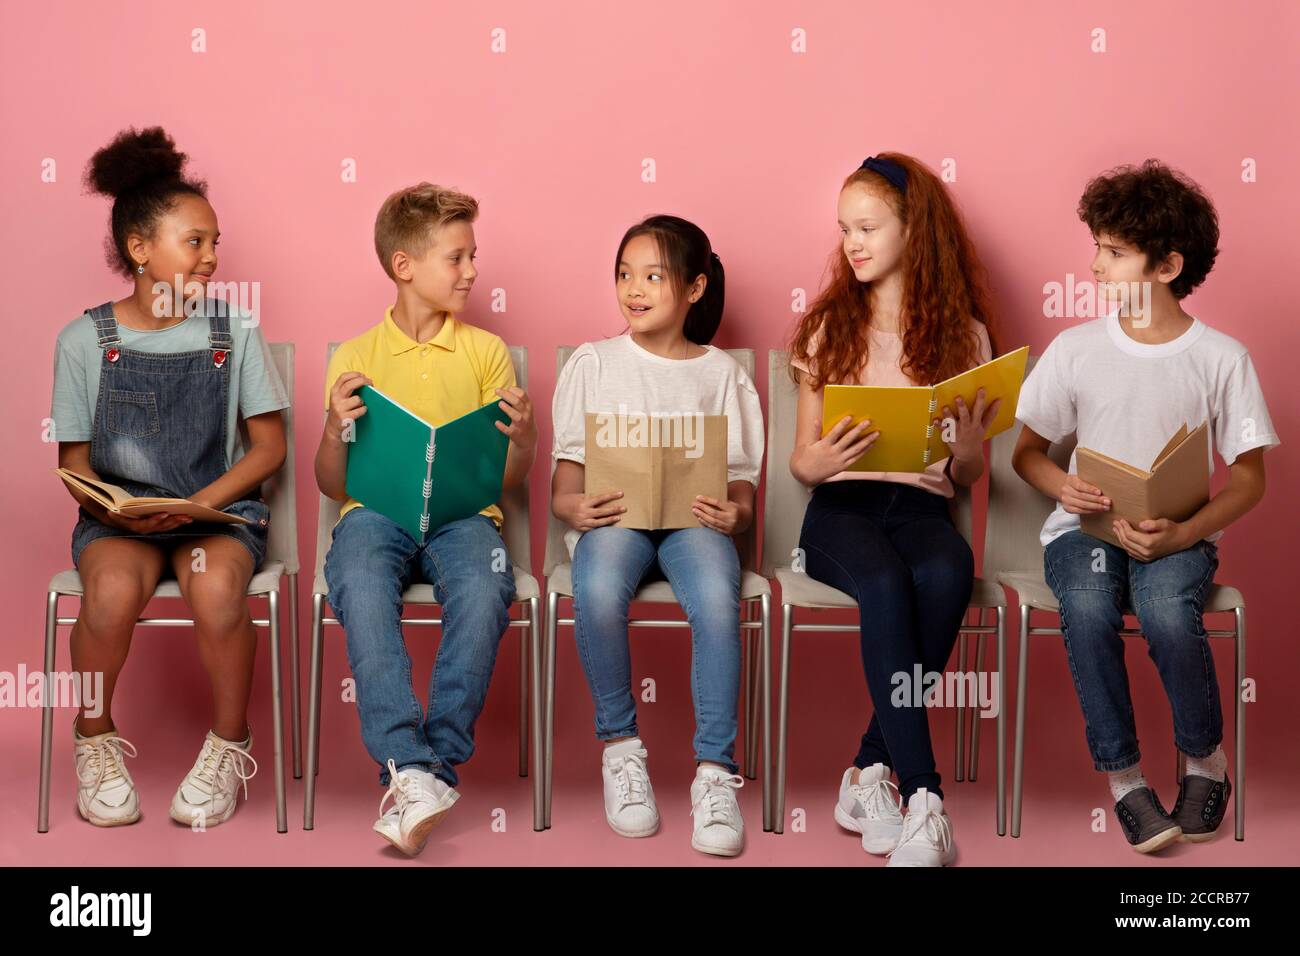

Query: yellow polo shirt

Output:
[325, 307, 516, 528]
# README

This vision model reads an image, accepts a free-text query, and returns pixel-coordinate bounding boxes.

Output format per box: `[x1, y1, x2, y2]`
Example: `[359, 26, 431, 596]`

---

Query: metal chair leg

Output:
[268, 588, 287, 833]
[774, 602, 792, 834]
[995, 606, 1007, 836]
[303, 593, 324, 829]
[955, 629, 968, 782]
[37, 592, 58, 833]
[1176, 749, 1186, 784]
[530, 597, 545, 831]
[1011, 604, 1029, 838]
[743, 601, 759, 781]
[1234, 606, 1246, 840]
[518, 608, 529, 778]
[761, 593, 772, 834]
[288, 573, 302, 780]
[543, 591, 558, 829]
[969, 618, 987, 782]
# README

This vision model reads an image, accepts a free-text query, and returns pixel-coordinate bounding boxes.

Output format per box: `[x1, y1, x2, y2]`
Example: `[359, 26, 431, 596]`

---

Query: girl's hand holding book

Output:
[558, 490, 627, 532]
[692, 494, 745, 535]
[802, 415, 879, 484]
[934, 388, 1002, 465]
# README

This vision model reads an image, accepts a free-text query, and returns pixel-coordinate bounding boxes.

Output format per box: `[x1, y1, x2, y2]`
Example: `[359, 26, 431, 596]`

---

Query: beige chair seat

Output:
[51, 561, 286, 599]
[998, 571, 1244, 615]
[774, 566, 1005, 610]
[545, 561, 770, 602]
[310, 565, 539, 604]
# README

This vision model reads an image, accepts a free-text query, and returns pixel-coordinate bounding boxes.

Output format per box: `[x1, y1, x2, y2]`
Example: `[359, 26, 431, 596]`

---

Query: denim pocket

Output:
[106, 389, 160, 438]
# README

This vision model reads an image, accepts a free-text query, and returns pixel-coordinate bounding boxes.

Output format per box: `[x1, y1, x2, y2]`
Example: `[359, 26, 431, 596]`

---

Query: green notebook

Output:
[345, 385, 511, 543]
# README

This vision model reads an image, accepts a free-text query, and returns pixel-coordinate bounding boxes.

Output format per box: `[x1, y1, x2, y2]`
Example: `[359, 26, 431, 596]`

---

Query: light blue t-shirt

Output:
[50, 304, 289, 466]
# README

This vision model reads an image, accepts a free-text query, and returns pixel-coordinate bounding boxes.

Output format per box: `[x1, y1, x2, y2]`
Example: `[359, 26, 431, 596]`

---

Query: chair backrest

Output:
[762, 348, 974, 577]
[541, 344, 759, 577]
[312, 342, 532, 581]
[261, 342, 299, 573]
[983, 354, 1077, 578]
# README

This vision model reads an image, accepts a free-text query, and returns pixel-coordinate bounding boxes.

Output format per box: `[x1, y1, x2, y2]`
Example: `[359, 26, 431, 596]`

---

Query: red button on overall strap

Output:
[106, 347, 120, 363]
[212, 349, 228, 368]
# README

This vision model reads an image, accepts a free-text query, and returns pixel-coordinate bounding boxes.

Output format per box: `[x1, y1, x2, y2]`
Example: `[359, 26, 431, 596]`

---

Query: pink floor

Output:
[4, 620, 1294, 867]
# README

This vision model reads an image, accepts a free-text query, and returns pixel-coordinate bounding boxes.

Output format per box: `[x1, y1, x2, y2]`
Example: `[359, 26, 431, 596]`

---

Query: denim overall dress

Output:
[69, 300, 271, 568]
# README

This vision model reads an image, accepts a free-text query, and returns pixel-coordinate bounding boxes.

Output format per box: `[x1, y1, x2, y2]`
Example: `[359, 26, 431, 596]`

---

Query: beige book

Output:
[1076, 422, 1209, 547]
[55, 468, 251, 525]
[583, 413, 728, 530]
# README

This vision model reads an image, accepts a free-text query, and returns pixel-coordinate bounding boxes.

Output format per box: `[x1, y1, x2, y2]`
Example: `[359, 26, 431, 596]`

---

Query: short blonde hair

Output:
[374, 182, 479, 280]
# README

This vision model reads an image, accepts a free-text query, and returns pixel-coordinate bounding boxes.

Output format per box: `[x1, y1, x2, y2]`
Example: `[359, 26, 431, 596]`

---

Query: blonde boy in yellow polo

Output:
[315, 183, 536, 856]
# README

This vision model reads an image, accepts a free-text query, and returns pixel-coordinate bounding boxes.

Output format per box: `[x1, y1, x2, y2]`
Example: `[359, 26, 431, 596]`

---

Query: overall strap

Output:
[205, 296, 234, 366]
[86, 302, 121, 349]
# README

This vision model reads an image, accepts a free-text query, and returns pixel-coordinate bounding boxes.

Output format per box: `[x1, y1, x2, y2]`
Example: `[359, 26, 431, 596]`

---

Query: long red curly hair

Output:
[789, 152, 998, 388]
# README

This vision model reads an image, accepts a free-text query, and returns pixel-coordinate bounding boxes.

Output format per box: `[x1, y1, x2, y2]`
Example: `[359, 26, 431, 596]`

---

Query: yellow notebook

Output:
[822, 346, 1029, 473]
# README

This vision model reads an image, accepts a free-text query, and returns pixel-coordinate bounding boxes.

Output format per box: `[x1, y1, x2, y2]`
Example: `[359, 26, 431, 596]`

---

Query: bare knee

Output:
[79, 567, 154, 637]
[186, 567, 252, 634]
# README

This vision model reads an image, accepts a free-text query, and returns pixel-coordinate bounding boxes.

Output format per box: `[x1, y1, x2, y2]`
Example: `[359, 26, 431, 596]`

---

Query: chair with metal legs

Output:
[39, 341, 298, 834]
[985, 363, 1247, 839]
[763, 348, 1009, 836]
[302, 344, 543, 830]
[540, 346, 773, 832]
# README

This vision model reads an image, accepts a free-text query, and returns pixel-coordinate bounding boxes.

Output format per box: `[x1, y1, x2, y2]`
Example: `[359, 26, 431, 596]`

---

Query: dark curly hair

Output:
[1077, 159, 1219, 299]
[83, 126, 209, 278]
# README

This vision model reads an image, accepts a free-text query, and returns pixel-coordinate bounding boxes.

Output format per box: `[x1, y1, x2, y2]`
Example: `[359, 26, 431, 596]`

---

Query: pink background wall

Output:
[2, 0, 1296, 864]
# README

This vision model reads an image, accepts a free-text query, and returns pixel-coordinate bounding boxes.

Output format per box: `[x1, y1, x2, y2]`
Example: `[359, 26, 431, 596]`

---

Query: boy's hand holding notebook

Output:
[344, 384, 511, 543]
[1076, 421, 1210, 548]
[583, 412, 728, 530]
[54, 469, 252, 524]
[821, 346, 1029, 472]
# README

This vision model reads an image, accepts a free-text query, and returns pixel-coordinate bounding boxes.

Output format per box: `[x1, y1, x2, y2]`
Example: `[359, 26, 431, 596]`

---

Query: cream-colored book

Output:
[55, 468, 251, 524]
[1076, 422, 1209, 547]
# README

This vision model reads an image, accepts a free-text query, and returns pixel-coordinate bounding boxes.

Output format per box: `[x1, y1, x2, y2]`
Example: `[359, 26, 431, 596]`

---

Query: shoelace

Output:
[378, 758, 422, 819]
[849, 777, 902, 821]
[607, 749, 651, 810]
[888, 806, 952, 858]
[188, 738, 258, 806]
[78, 736, 138, 805]
[691, 773, 744, 826]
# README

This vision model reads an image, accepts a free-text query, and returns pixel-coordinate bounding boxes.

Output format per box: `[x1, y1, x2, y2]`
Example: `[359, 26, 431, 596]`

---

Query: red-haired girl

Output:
[788, 153, 1000, 866]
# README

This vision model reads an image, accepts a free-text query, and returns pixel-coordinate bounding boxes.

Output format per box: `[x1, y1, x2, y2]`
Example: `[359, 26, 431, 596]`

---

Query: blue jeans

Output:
[571, 525, 742, 773]
[324, 508, 515, 787]
[798, 481, 974, 801]
[1044, 530, 1222, 772]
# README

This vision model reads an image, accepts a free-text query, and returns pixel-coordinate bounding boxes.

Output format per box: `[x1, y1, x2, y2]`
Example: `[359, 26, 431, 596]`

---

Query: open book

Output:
[583, 412, 728, 530]
[1076, 422, 1210, 548]
[344, 384, 511, 544]
[822, 346, 1029, 473]
[54, 469, 251, 524]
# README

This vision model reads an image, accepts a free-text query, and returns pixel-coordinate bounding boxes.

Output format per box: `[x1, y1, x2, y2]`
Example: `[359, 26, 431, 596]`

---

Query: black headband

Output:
[859, 155, 908, 195]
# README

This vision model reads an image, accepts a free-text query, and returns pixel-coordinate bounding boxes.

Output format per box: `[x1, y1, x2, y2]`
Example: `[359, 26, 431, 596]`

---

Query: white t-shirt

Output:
[551, 334, 766, 557]
[1015, 312, 1279, 546]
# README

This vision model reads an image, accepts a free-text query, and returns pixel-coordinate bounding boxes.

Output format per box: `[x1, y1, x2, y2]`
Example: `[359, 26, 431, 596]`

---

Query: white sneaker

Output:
[887, 788, 957, 867]
[834, 763, 904, 854]
[374, 758, 460, 856]
[690, 764, 745, 857]
[601, 739, 659, 837]
[169, 730, 258, 827]
[74, 727, 141, 827]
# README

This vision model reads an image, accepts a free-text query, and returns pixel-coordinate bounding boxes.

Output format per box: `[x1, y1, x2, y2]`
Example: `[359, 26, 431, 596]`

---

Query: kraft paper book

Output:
[583, 412, 728, 530]
[1076, 421, 1210, 548]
